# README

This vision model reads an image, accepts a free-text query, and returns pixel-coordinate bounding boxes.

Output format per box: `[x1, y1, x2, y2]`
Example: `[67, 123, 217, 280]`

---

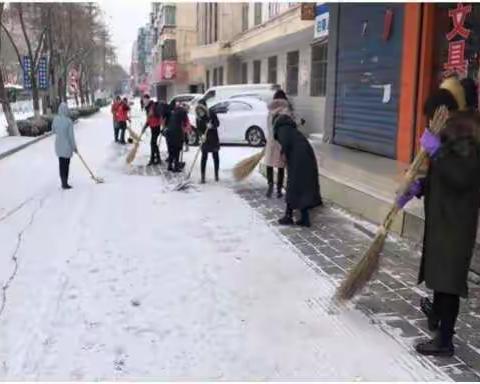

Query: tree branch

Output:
[0, 23, 25, 72]
[33, 27, 48, 67]
[17, 4, 34, 63]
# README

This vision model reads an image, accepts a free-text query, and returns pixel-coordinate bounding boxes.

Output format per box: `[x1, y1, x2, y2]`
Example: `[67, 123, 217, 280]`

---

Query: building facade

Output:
[324, 3, 480, 162]
[191, 3, 328, 135]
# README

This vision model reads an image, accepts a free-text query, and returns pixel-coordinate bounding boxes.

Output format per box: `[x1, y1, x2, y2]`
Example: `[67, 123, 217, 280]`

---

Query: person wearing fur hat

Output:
[396, 77, 480, 357]
[196, 100, 220, 183]
[273, 107, 323, 227]
[263, 89, 291, 198]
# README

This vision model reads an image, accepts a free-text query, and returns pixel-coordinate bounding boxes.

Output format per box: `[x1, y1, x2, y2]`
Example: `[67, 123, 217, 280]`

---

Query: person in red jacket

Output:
[115, 97, 130, 144]
[111, 96, 121, 142]
[142, 94, 164, 165]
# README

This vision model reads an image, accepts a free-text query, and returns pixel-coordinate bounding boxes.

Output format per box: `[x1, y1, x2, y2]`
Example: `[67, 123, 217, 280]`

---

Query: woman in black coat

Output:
[273, 113, 323, 227]
[195, 100, 220, 183]
[165, 103, 188, 172]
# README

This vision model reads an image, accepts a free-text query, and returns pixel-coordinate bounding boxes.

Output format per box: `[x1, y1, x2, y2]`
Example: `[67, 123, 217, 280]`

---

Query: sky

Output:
[99, 0, 151, 73]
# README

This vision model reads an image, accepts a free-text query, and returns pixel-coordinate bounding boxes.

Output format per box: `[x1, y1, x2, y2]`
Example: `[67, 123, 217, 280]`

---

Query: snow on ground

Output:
[0, 104, 449, 380]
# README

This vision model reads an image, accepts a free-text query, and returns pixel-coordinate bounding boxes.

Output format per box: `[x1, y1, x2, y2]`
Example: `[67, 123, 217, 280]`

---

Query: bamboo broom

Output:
[232, 148, 266, 182]
[335, 105, 449, 302]
[126, 130, 145, 165]
[127, 124, 141, 142]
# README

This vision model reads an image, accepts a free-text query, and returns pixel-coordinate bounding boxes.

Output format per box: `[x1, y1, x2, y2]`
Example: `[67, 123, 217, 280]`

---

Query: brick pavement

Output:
[235, 186, 480, 382]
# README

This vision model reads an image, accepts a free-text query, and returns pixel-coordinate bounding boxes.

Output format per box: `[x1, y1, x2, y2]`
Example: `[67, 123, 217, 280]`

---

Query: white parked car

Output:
[199, 84, 280, 107]
[188, 97, 268, 147]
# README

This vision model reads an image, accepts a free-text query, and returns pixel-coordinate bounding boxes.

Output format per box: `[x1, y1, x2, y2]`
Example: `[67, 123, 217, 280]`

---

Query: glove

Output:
[396, 178, 424, 208]
[420, 129, 440, 156]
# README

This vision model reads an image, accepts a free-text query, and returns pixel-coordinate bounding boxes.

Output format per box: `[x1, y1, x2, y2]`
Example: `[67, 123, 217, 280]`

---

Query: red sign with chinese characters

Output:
[161, 61, 176, 80]
[443, 3, 472, 76]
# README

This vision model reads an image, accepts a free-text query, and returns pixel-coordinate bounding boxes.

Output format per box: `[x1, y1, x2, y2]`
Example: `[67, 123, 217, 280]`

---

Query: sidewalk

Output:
[236, 186, 480, 381]
[0, 134, 53, 160]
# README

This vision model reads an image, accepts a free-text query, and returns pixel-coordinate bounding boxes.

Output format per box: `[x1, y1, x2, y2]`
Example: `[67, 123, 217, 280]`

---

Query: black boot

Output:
[415, 335, 454, 357]
[201, 173, 206, 184]
[296, 210, 311, 227]
[266, 184, 273, 198]
[278, 207, 294, 225]
[421, 297, 440, 332]
[277, 186, 283, 199]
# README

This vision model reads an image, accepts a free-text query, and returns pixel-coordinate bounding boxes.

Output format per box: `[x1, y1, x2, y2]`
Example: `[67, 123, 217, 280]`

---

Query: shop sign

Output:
[443, 3, 472, 76]
[161, 60, 176, 80]
[314, 3, 329, 39]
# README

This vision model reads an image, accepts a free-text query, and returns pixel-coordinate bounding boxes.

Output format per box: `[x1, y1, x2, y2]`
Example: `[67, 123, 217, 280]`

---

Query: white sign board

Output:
[314, 3, 329, 39]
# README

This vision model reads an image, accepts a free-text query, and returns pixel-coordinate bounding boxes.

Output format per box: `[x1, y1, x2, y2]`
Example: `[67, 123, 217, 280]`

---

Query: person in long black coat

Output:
[165, 103, 188, 172]
[196, 100, 220, 183]
[273, 113, 323, 227]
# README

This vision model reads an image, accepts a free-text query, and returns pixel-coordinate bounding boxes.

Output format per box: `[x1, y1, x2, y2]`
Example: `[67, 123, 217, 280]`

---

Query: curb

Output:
[0, 132, 53, 161]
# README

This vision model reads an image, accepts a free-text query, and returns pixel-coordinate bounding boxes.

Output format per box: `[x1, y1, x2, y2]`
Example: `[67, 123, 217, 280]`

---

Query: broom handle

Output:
[185, 126, 211, 179]
[77, 152, 96, 180]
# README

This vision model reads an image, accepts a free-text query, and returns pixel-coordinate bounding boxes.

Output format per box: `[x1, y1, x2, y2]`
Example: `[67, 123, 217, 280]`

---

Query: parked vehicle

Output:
[168, 93, 202, 106]
[199, 84, 280, 107]
[187, 97, 268, 147]
[229, 90, 276, 103]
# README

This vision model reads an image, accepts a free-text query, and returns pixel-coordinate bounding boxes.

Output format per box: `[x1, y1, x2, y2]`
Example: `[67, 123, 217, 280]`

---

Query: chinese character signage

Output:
[314, 3, 329, 39]
[38, 56, 48, 90]
[443, 3, 472, 77]
[161, 61, 176, 80]
[22, 56, 32, 89]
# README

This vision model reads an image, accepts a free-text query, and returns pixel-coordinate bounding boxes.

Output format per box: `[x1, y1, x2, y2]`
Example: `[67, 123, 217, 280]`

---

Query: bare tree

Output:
[0, 3, 20, 136]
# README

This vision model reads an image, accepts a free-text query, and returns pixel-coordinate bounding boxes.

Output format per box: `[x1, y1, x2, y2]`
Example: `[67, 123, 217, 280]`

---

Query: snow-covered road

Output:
[0, 106, 449, 380]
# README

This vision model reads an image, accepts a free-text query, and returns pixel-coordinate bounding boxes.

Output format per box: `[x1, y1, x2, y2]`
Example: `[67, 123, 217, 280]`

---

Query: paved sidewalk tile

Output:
[236, 186, 480, 381]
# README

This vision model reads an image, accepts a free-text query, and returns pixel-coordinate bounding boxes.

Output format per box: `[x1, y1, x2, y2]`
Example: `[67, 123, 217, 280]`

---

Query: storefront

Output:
[325, 3, 480, 162]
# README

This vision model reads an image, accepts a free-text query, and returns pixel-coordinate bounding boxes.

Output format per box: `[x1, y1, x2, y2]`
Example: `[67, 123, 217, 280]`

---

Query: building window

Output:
[162, 39, 176, 60]
[213, 67, 218, 86]
[253, 60, 261, 84]
[267, 56, 277, 84]
[286, 51, 299, 95]
[242, 3, 249, 32]
[161, 5, 176, 27]
[241, 62, 248, 84]
[268, 3, 280, 19]
[214, 3, 218, 42]
[218, 66, 224, 85]
[310, 43, 328, 96]
[254, 3, 262, 26]
[203, 4, 208, 44]
[206, 70, 210, 89]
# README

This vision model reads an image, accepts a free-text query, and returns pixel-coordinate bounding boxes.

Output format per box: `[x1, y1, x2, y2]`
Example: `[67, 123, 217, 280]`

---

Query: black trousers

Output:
[266, 166, 285, 189]
[285, 204, 309, 222]
[59, 157, 71, 187]
[150, 126, 161, 163]
[118, 121, 127, 143]
[433, 291, 460, 343]
[113, 120, 119, 141]
[201, 150, 219, 178]
[168, 144, 181, 170]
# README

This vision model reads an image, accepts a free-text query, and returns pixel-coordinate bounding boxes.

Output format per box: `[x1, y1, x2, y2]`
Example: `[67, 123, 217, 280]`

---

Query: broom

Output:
[335, 105, 449, 302]
[127, 123, 141, 142]
[232, 148, 266, 182]
[126, 129, 145, 165]
[76, 151, 104, 184]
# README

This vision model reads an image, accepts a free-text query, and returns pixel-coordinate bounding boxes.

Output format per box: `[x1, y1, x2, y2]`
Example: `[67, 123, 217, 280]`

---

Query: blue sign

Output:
[38, 56, 48, 90]
[314, 3, 329, 39]
[22, 56, 32, 89]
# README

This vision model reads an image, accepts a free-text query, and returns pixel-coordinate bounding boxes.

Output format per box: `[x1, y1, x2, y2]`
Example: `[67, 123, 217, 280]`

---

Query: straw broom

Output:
[126, 130, 145, 165]
[232, 148, 266, 182]
[335, 106, 449, 302]
[127, 124, 141, 142]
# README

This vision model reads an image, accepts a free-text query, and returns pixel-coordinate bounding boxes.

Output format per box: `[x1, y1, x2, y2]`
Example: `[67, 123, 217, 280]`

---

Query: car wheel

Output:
[187, 128, 199, 146]
[246, 126, 265, 147]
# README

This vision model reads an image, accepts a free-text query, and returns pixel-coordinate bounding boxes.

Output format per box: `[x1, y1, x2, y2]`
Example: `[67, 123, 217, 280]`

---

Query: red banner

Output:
[161, 61, 176, 80]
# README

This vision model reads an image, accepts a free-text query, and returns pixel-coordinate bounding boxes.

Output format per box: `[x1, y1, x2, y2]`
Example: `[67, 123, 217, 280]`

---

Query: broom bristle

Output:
[126, 143, 139, 164]
[335, 231, 387, 302]
[129, 130, 141, 142]
[232, 150, 265, 182]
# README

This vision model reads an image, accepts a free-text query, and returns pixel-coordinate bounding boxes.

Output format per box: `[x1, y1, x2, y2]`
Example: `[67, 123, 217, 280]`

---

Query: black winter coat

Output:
[197, 110, 220, 152]
[165, 106, 187, 149]
[419, 117, 480, 297]
[274, 114, 323, 210]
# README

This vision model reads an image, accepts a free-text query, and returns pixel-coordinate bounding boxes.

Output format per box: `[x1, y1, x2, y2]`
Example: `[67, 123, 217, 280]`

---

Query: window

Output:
[286, 51, 299, 95]
[162, 39, 176, 60]
[206, 70, 210, 89]
[267, 56, 277, 84]
[242, 4, 249, 32]
[241, 62, 248, 84]
[214, 3, 218, 42]
[268, 3, 280, 19]
[218, 66, 224, 85]
[253, 60, 261, 84]
[163, 5, 176, 26]
[228, 101, 252, 112]
[254, 3, 262, 26]
[213, 67, 218, 86]
[310, 43, 328, 96]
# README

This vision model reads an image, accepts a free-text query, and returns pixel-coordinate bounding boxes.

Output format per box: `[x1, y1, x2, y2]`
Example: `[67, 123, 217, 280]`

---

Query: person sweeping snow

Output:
[273, 103, 323, 227]
[263, 90, 290, 199]
[142, 94, 164, 166]
[111, 96, 121, 143]
[53, 102, 77, 190]
[396, 78, 480, 357]
[166, 102, 190, 172]
[196, 100, 220, 183]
